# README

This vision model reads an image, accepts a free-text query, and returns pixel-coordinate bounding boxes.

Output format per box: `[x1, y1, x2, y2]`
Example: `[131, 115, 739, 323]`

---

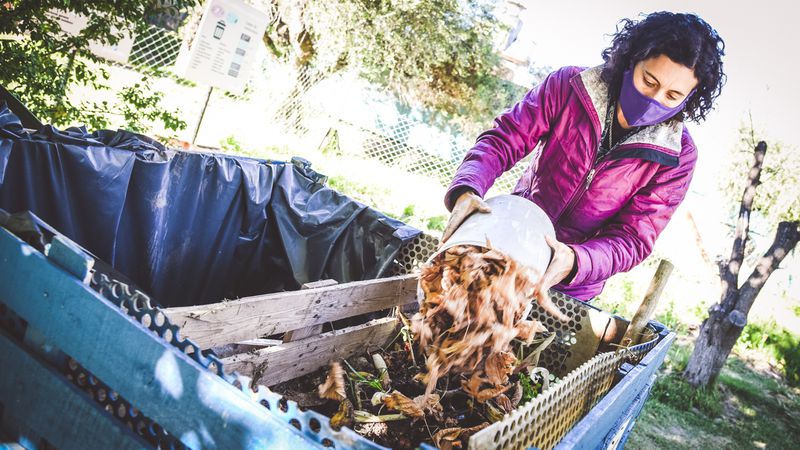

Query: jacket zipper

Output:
[555, 139, 628, 225]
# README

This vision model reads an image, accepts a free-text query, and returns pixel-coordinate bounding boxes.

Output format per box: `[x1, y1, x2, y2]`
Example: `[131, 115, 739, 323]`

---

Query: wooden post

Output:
[620, 259, 673, 347]
[282, 279, 339, 342]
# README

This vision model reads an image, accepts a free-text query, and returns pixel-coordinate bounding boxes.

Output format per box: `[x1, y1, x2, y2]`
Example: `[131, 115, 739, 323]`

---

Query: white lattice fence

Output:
[128, 24, 184, 69]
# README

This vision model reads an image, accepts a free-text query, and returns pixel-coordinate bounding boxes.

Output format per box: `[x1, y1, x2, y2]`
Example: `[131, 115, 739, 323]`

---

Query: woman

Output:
[441, 12, 725, 304]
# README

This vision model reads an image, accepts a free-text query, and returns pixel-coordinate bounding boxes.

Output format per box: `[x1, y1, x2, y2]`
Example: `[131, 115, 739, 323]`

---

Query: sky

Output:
[517, 0, 798, 179]
[516, 0, 799, 253]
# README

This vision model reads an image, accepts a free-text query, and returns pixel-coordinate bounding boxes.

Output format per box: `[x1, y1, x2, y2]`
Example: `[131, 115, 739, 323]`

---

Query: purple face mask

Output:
[619, 69, 694, 126]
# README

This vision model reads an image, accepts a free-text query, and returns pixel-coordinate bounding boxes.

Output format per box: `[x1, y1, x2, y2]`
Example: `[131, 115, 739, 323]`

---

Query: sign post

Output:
[175, 0, 269, 145]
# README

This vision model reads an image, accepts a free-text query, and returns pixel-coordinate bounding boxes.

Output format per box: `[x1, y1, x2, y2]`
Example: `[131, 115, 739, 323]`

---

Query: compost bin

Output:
[0, 99, 674, 450]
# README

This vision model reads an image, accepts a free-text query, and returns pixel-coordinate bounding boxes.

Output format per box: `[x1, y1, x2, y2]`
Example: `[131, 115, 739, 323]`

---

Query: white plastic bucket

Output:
[432, 194, 555, 275]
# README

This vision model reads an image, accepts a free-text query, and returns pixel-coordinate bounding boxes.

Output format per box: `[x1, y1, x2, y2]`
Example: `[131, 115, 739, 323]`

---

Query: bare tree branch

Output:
[736, 221, 800, 313]
[722, 141, 767, 302]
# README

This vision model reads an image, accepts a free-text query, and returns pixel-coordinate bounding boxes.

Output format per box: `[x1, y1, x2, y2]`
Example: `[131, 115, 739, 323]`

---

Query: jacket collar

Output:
[570, 65, 684, 156]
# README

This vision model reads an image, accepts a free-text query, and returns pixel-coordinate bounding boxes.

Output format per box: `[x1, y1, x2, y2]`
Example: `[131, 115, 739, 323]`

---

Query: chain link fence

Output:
[113, 4, 531, 200]
[266, 66, 534, 196]
[128, 24, 185, 68]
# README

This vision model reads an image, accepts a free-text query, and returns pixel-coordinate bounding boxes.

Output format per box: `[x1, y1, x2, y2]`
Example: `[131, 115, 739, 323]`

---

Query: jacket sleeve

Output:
[443, 67, 574, 211]
[566, 136, 697, 286]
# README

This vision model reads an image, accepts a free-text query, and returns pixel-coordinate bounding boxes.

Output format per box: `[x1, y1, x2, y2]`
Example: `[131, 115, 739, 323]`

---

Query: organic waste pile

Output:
[273, 244, 567, 449]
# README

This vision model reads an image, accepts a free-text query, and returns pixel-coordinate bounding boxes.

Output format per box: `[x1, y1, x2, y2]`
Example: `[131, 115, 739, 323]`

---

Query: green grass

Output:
[736, 321, 800, 386]
[626, 342, 800, 450]
[649, 373, 722, 416]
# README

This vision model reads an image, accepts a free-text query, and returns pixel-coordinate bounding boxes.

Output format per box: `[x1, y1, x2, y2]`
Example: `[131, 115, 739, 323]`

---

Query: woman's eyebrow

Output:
[644, 70, 686, 96]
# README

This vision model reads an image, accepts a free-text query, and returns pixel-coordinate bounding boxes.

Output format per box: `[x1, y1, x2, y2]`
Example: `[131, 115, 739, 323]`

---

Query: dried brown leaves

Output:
[484, 351, 516, 386]
[380, 392, 443, 421]
[412, 244, 556, 402]
[382, 391, 424, 418]
[432, 422, 489, 449]
[318, 362, 347, 401]
[515, 319, 547, 344]
[330, 399, 354, 430]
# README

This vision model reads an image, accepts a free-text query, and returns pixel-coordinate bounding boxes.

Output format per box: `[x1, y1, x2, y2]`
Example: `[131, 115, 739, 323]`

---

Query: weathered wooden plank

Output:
[283, 279, 339, 343]
[223, 318, 400, 386]
[165, 274, 418, 348]
[0, 330, 149, 450]
[300, 279, 341, 289]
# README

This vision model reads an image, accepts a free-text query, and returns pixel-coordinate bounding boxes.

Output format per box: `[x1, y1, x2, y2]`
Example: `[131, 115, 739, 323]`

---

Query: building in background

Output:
[496, 1, 543, 87]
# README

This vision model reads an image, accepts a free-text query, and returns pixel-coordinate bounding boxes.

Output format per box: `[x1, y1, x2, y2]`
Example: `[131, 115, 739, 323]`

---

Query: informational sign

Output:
[45, 10, 135, 64]
[175, 0, 269, 94]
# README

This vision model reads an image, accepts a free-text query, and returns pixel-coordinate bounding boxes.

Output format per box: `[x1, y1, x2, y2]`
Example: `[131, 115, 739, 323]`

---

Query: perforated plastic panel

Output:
[468, 330, 660, 450]
[392, 232, 440, 275]
[64, 358, 186, 449]
[469, 351, 621, 450]
[529, 290, 588, 376]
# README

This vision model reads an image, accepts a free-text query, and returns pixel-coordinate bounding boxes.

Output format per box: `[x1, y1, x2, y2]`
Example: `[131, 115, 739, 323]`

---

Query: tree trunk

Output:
[684, 221, 799, 387]
[682, 305, 745, 387]
[683, 141, 800, 388]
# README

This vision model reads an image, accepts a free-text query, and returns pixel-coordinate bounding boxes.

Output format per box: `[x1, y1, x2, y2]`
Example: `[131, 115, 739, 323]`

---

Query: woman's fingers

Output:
[544, 234, 558, 250]
[441, 192, 491, 243]
[533, 281, 569, 322]
[441, 213, 463, 243]
[475, 199, 492, 213]
[533, 268, 569, 322]
[467, 193, 492, 215]
[530, 235, 573, 322]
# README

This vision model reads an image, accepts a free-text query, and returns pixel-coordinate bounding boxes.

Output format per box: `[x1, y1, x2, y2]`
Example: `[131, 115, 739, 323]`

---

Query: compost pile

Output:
[275, 244, 564, 449]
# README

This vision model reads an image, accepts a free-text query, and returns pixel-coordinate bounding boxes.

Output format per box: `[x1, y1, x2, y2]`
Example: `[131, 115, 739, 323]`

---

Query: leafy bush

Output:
[736, 321, 800, 386]
[0, 1, 191, 132]
[426, 215, 447, 232]
[656, 299, 689, 334]
[591, 276, 635, 315]
[219, 135, 243, 154]
[663, 343, 692, 373]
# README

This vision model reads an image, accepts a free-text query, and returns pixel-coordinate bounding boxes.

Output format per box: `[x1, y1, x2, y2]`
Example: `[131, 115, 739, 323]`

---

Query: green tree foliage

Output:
[721, 119, 800, 225]
[263, 0, 528, 134]
[0, 1, 191, 132]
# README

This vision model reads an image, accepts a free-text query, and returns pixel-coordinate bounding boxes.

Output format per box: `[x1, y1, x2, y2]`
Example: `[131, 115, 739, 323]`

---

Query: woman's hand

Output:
[532, 235, 575, 320]
[441, 189, 491, 243]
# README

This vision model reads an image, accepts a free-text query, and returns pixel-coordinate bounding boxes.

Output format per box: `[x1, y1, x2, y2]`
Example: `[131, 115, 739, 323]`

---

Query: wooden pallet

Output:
[164, 274, 419, 386]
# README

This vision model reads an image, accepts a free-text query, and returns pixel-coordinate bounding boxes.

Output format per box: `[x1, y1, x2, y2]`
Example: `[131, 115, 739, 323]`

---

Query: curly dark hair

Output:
[600, 12, 726, 123]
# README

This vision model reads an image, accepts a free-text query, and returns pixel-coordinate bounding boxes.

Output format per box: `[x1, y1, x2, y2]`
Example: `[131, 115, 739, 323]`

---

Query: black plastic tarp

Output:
[0, 103, 421, 307]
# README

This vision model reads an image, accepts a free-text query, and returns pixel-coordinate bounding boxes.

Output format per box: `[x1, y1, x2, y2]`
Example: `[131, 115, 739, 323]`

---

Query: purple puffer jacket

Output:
[444, 65, 697, 300]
